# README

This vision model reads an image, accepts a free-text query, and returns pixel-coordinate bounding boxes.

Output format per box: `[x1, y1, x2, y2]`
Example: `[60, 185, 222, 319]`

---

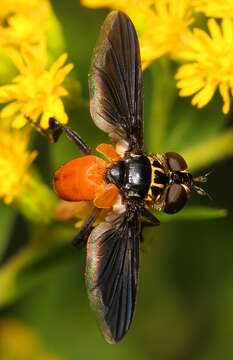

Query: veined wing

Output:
[85, 206, 140, 343]
[89, 11, 144, 155]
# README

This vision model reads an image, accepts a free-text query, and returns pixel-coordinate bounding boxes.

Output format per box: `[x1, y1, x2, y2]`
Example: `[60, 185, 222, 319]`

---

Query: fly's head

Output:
[149, 152, 209, 214]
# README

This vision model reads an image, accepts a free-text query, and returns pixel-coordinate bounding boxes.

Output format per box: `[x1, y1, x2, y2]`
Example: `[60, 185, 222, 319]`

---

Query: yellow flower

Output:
[0, 46, 74, 129]
[81, 0, 153, 33]
[175, 18, 233, 114]
[81, 0, 193, 68]
[0, 0, 49, 49]
[0, 318, 62, 360]
[192, 0, 233, 18]
[139, 0, 193, 68]
[0, 125, 37, 204]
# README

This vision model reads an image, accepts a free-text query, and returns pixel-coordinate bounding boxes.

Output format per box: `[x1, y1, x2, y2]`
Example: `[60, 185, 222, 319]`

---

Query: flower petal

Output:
[49, 53, 68, 75]
[208, 18, 222, 42]
[12, 114, 27, 128]
[1, 101, 21, 118]
[219, 83, 230, 114]
[222, 18, 233, 44]
[191, 83, 216, 108]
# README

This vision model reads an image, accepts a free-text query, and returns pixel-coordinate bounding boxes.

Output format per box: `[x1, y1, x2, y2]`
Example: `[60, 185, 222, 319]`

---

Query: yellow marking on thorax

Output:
[153, 167, 165, 174]
[145, 156, 166, 201]
[154, 183, 164, 189]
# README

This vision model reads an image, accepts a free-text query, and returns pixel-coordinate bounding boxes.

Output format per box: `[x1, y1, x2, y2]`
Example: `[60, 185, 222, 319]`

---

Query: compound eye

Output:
[164, 184, 187, 214]
[165, 152, 188, 171]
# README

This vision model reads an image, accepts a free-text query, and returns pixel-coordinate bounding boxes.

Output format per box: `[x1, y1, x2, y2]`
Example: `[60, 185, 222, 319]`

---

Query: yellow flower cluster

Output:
[0, 0, 48, 49]
[0, 48, 73, 129]
[176, 18, 233, 114]
[81, 0, 153, 32]
[81, 0, 193, 65]
[139, 0, 193, 69]
[82, 0, 233, 114]
[192, 0, 233, 18]
[0, 1, 73, 205]
[0, 125, 37, 204]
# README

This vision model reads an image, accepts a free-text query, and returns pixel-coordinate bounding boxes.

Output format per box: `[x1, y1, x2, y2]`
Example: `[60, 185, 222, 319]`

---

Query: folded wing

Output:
[86, 207, 140, 343]
[89, 11, 144, 154]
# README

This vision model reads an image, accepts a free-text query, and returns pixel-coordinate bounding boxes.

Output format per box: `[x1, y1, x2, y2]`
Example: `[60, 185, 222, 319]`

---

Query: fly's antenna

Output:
[192, 169, 214, 200]
[193, 169, 214, 183]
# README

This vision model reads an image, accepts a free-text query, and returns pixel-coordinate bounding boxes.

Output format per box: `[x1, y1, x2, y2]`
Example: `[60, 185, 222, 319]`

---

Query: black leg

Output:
[141, 207, 160, 226]
[49, 118, 92, 155]
[140, 208, 160, 244]
[72, 207, 102, 247]
[25, 115, 62, 143]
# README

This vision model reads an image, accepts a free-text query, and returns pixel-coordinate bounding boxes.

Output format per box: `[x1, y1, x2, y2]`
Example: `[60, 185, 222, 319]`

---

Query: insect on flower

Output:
[51, 11, 208, 344]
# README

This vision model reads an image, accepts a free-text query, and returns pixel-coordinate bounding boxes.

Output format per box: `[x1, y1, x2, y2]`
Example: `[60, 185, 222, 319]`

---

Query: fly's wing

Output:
[85, 207, 140, 343]
[89, 11, 143, 155]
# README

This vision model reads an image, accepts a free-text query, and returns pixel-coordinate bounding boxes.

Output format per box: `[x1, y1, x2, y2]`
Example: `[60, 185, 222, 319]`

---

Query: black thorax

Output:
[104, 155, 151, 199]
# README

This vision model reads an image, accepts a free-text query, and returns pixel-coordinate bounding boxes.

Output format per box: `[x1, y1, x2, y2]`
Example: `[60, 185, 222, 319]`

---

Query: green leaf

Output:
[14, 168, 58, 224]
[182, 128, 233, 172]
[155, 206, 227, 222]
[0, 226, 76, 307]
[144, 60, 228, 162]
[164, 93, 227, 154]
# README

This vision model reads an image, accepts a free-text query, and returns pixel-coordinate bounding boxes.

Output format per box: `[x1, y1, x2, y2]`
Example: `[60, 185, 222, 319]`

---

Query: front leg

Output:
[140, 207, 160, 244]
[49, 118, 92, 155]
[141, 207, 160, 226]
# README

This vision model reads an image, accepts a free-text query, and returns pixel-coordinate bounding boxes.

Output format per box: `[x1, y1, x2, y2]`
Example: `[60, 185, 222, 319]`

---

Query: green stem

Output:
[156, 206, 227, 222]
[148, 58, 176, 153]
[0, 245, 37, 306]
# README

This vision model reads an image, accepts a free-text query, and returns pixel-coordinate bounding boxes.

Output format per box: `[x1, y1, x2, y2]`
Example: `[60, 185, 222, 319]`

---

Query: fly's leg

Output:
[25, 116, 92, 154]
[49, 118, 92, 155]
[25, 115, 63, 143]
[72, 207, 102, 247]
[141, 207, 160, 226]
[140, 207, 160, 244]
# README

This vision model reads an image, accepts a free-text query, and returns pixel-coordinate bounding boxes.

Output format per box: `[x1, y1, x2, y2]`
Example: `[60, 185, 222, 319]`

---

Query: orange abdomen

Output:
[53, 155, 107, 201]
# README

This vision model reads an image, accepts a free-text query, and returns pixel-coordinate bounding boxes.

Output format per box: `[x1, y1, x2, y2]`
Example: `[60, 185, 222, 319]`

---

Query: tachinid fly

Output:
[51, 11, 208, 344]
